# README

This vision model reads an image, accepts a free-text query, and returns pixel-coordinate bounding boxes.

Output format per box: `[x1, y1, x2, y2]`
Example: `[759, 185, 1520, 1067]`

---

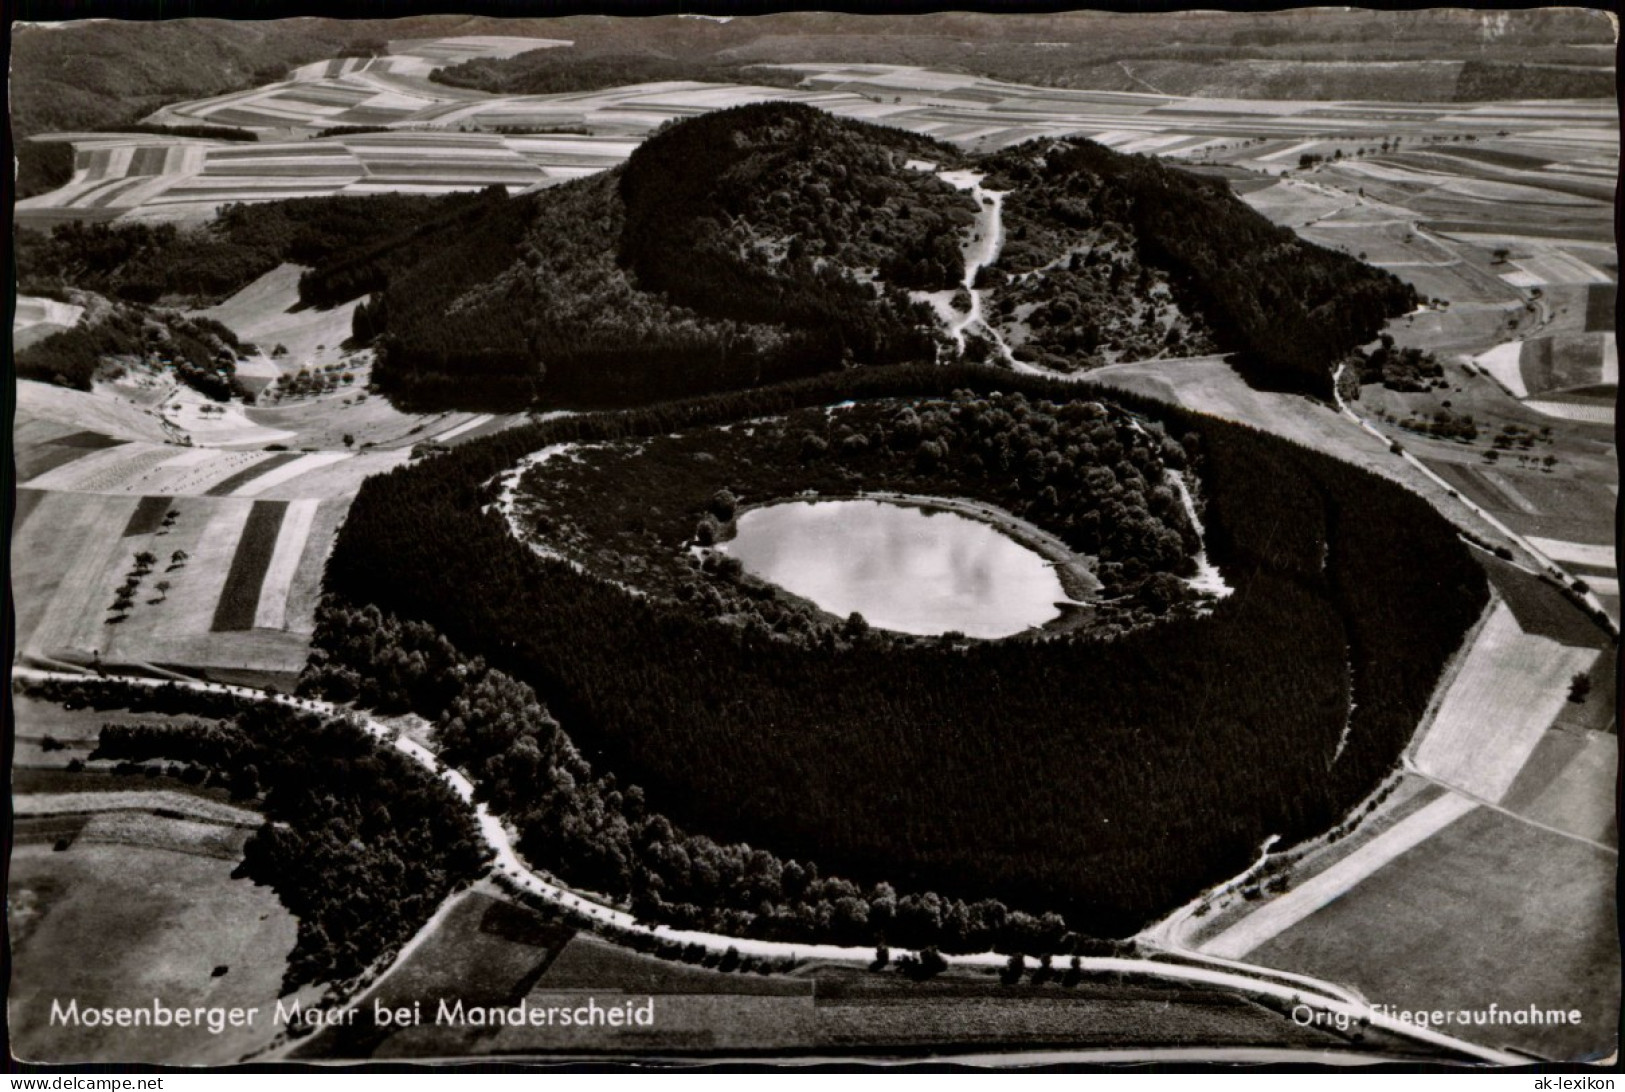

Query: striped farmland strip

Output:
[231, 450, 352, 497]
[210, 500, 288, 632]
[54, 431, 125, 449]
[128, 146, 169, 176]
[252, 499, 319, 630]
[16, 443, 100, 483]
[121, 496, 173, 537]
[202, 452, 303, 497]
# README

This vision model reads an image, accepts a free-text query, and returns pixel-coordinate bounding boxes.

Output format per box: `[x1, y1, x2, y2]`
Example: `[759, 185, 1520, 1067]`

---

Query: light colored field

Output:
[1247, 805, 1619, 1060]
[1523, 400, 1614, 424]
[24, 497, 145, 658]
[252, 498, 319, 629]
[1412, 602, 1600, 803]
[16, 381, 176, 443]
[247, 450, 413, 500]
[166, 388, 296, 447]
[16, 791, 261, 825]
[7, 839, 297, 1065]
[18, 53, 1617, 221]
[1527, 536, 1616, 570]
[1474, 341, 1529, 396]
[246, 380, 481, 453]
[281, 499, 351, 634]
[136, 449, 273, 496]
[14, 294, 86, 349]
[1510, 251, 1616, 286]
[1201, 793, 1478, 960]
[1514, 730, 1618, 846]
[10, 493, 122, 651]
[152, 499, 254, 642]
[193, 263, 359, 372]
[232, 451, 353, 496]
[1239, 180, 1353, 226]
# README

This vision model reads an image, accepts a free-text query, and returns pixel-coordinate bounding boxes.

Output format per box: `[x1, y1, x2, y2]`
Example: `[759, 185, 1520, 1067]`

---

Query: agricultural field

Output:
[9, 485, 354, 685]
[15, 46, 1617, 226]
[8, 13, 1616, 1068]
[1189, 570, 1617, 1058]
[8, 834, 300, 1065]
[13, 294, 86, 350]
[10, 368, 422, 687]
[298, 888, 1361, 1060]
[1411, 602, 1599, 802]
[1245, 805, 1618, 1061]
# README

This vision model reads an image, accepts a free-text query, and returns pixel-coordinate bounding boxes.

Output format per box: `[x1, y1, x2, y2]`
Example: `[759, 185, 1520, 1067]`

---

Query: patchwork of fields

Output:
[15, 45, 1618, 226]
[9, 30, 1616, 1065]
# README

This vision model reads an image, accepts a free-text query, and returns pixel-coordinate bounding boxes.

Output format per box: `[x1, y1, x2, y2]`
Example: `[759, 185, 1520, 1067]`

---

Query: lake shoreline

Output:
[718, 491, 1102, 639]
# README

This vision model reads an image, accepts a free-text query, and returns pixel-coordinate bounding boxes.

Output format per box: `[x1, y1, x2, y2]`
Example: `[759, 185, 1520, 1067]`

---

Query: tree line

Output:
[16, 304, 247, 400]
[16, 189, 510, 308]
[510, 389, 1202, 635]
[85, 695, 490, 992]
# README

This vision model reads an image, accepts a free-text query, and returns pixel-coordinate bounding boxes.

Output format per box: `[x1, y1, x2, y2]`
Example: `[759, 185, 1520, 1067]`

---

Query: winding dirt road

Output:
[11, 664, 1520, 1064]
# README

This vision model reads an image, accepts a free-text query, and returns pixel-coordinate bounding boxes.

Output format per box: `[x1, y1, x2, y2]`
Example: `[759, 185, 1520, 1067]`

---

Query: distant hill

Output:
[14, 10, 1609, 194]
[12, 20, 368, 196]
[350, 103, 1414, 408]
[427, 9, 1613, 103]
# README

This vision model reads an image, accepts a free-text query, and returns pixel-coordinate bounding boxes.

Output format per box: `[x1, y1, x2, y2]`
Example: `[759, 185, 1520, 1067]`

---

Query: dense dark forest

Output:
[301, 603, 1112, 957]
[982, 140, 1418, 396]
[318, 364, 1487, 937]
[364, 105, 975, 410]
[85, 698, 490, 991]
[14, 189, 508, 307]
[99, 123, 259, 141]
[15, 305, 246, 400]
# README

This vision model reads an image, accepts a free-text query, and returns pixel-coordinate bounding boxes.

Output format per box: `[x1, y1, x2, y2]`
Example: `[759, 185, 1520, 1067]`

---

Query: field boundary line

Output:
[1402, 762, 1618, 856]
[233, 450, 353, 496]
[1199, 793, 1477, 960]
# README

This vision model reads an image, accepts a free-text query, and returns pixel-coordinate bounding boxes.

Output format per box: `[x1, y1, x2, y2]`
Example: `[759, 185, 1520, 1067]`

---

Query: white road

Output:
[1331, 363, 1616, 630]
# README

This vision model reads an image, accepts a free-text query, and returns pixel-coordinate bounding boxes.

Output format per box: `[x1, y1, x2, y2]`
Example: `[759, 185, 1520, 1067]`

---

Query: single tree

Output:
[1569, 672, 1592, 704]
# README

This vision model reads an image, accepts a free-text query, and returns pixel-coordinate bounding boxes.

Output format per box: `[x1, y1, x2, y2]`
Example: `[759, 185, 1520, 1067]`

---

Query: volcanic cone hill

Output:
[341, 103, 1416, 406]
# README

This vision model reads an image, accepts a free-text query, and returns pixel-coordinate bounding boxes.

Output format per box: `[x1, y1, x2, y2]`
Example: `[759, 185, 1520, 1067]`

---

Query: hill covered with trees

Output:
[362, 104, 977, 409]
[980, 140, 1416, 394]
[348, 103, 1414, 408]
[315, 363, 1488, 939]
